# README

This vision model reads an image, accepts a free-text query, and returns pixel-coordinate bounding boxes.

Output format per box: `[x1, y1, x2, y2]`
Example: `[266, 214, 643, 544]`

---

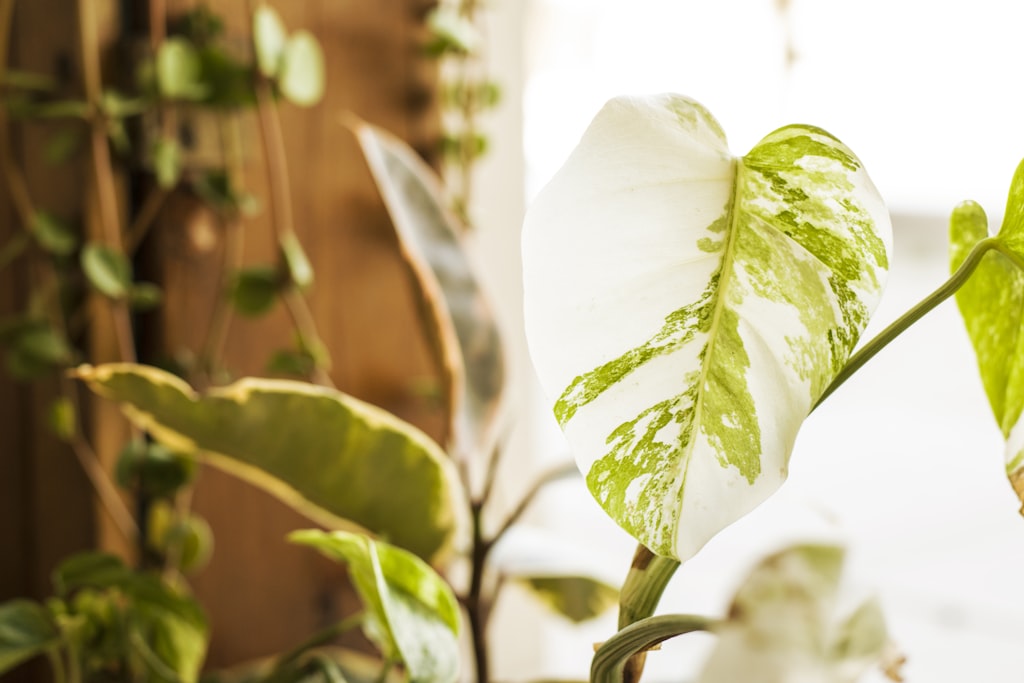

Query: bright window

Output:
[510, 2, 1024, 681]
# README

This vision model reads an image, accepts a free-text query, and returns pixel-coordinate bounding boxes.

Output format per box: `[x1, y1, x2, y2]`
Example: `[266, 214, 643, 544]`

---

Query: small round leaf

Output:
[253, 5, 288, 78]
[81, 243, 132, 299]
[279, 32, 325, 107]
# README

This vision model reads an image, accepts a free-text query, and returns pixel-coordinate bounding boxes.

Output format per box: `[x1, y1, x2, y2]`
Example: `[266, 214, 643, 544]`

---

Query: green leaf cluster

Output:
[0, 553, 207, 682]
[252, 6, 325, 107]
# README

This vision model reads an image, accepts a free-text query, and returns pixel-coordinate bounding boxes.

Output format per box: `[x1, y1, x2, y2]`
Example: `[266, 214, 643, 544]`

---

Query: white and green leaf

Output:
[75, 363, 465, 563]
[950, 159, 1024, 511]
[353, 120, 505, 460]
[291, 530, 460, 683]
[699, 544, 896, 683]
[523, 94, 891, 561]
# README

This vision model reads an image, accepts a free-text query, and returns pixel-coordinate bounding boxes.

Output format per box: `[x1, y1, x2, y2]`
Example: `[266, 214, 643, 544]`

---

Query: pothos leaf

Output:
[950, 159, 1024, 511]
[76, 363, 465, 563]
[0, 600, 61, 674]
[523, 95, 892, 561]
[81, 243, 132, 299]
[279, 32, 325, 107]
[253, 5, 288, 78]
[698, 544, 895, 683]
[516, 576, 618, 623]
[353, 120, 505, 460]
[290, 530, 460, 683]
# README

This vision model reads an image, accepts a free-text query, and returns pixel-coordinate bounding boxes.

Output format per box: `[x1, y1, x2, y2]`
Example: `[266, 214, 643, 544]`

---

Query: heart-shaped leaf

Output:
[156, 37, 208, 101]
[81, 243, 132, 299]
[291, 530, 460, 683]
[523, 94, 891, 561]
[950, 159, 1024, 510]
[353, 120, 505, 460]
[279, 32, 325, 107]
[76, 363, 464, 562]
[698, 544, 896, 683]
[0, 600, 61, 674]
[252, 5, 288, 78]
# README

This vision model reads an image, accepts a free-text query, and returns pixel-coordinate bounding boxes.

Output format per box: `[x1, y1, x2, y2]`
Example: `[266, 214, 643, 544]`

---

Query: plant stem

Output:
[124, 188, 170, 254]
[46, 648, 68, 683]
[76, 0, 137, 363]
[466, 501, 491, 683]
[813, 236, 1001, 410]
[272, 611, 365, 672]
[486, 461, 577, 542]
[611, 545, 681, 683]
[0, 0, 137, 543]
[591, 614, 715, 683]
[251, 56, 334, 387]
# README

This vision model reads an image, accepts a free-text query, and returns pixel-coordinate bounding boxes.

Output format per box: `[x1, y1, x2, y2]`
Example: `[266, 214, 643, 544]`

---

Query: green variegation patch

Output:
[523, 94, 891, 561]
[950, 159, 1024, 511]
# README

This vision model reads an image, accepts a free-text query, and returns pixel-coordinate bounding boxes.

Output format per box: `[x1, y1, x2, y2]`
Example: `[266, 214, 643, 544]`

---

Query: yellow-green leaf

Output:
[252, 5, 288, 78]
[76, 363, 464, 562]
[279, 31, 325, 107]
[950, 158, 1024, 511]
[291, 530, 460, 683]
[517, 576, 618, 623]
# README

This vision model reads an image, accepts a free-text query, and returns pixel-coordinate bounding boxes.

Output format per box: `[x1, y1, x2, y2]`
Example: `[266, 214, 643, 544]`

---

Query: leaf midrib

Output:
[677, 157, 744, 521]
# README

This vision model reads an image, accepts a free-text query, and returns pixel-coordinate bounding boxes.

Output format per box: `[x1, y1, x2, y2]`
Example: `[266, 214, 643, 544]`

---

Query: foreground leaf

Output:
[354, 120, 505, 459]
[522, 94, 891, 561]
[699, 544, 895, 683]
[291, 530, 460, 683]
[950, 159, 1024, 510]
[76, 363, 463, 562]
[0, 600, 61, 674]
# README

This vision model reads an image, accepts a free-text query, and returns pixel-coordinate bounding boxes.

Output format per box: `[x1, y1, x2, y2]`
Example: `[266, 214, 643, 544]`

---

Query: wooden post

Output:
[140, 0, 447, 668]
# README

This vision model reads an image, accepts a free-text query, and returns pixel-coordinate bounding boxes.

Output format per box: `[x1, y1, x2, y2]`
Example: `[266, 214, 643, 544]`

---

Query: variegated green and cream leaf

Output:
[522, 94, 891, 561]
[75, 363, 465, 563]
[950, 159, 1024, 511]
[698, 544, 897, 683]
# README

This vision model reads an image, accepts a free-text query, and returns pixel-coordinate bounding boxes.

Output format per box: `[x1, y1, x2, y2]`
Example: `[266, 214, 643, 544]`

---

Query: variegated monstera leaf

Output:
[522, 94, 892, 561]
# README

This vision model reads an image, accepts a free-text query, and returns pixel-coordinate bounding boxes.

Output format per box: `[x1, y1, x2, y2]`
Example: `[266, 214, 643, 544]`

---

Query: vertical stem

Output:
[252, 68, 334, 386]
[0, 0, 138, 544]
[76, 0, 137, 363]
[466, 501, 491, 683]
[614, 545, 681, 683]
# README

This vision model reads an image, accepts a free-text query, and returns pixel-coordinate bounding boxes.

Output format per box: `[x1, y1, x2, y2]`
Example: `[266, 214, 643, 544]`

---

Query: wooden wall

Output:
[0, 0, 446, 673]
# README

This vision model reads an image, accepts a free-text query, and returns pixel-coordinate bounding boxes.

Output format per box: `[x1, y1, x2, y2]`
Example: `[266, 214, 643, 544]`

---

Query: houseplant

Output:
[3, 4, 1024, 683]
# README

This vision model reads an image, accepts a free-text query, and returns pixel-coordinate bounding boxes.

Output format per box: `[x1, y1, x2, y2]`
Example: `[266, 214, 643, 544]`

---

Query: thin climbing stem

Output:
[76, 0, 137, 363]
[813, 236, 1004, 410]
[125, 187, 170, 254]
[0, 0, 137, 544]
[486, 461, 577, 543]
[272, 612, 365, 672]
[251, 34, 333, 386]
